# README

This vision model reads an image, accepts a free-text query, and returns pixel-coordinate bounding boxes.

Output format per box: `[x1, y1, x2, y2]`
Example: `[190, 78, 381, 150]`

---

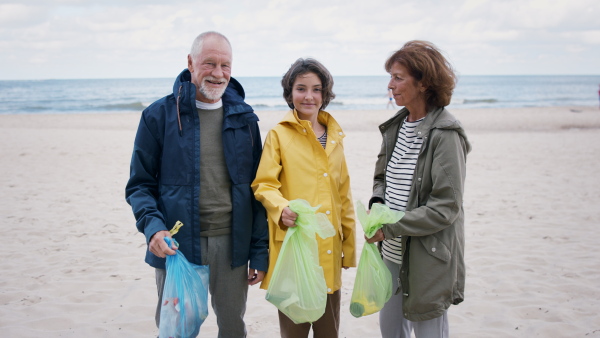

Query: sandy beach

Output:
[1, 106, 600, 337]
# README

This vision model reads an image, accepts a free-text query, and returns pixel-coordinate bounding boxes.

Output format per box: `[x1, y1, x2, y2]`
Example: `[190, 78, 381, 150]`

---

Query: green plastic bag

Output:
[350, 201, 404, 318]
[266, 199, 336, 324]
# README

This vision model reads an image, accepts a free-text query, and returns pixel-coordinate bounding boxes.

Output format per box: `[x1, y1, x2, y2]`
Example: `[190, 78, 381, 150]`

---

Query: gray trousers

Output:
[380, 258, 449, 338]
[155, 235, 249, 338]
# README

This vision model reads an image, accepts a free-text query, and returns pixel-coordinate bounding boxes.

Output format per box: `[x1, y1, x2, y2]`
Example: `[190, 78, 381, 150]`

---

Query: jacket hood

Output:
[381, 106, 472, 154]
[423, 107, 471, 154]
[172, 69, 251, 117]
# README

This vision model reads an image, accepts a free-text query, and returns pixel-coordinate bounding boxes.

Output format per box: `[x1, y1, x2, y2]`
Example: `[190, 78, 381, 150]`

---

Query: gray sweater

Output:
[198, 106, 232, 237]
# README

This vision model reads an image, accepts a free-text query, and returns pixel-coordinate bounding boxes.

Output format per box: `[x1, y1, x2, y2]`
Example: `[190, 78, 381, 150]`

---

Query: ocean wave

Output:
[465, 98, 498, 104]
[245, 101, 291, 110]
[19, 105, 50, 112]
[453, 98, 498, 105]
[100, 102, 147, 111]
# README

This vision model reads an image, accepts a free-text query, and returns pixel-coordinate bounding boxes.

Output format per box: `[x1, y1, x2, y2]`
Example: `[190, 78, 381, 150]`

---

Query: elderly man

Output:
[126, 31, 268, 337]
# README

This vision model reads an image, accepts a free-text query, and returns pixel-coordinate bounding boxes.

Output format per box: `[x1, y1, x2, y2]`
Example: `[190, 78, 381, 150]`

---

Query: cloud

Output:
[0, 0, 599, 79]
[0, 4, 49, 28]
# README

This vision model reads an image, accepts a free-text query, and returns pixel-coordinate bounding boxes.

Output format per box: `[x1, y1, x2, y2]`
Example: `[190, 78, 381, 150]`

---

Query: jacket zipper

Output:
[248, 125, 253, 147]
[176, 85, 183, 136]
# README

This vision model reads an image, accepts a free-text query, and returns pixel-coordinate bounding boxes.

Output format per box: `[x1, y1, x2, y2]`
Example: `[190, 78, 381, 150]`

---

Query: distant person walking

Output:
[387, 88, 395, 109]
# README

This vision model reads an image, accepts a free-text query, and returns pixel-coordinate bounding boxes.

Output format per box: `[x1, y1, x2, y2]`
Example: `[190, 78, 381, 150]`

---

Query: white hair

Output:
[190, 31, 231, 58]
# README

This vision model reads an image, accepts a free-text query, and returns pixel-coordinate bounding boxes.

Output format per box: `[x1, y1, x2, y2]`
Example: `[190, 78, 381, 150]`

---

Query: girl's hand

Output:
[281, 207, 298, 227]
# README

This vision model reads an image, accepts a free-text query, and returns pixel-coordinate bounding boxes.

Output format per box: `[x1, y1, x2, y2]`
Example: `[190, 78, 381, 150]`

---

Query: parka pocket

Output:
[275, 226, 287, 242]
[418, 235, 450, 262]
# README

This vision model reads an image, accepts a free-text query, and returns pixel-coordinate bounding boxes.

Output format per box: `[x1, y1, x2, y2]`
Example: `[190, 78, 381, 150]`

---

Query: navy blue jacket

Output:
[125, 69, 269, 272]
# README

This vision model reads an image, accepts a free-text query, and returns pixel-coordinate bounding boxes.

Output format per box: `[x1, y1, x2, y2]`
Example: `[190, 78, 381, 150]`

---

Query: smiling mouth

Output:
[204, 76, 226, 86]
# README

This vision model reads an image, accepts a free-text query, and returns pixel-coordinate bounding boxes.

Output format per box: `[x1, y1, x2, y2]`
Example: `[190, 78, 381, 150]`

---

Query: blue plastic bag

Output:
[159, 237, 209, 338]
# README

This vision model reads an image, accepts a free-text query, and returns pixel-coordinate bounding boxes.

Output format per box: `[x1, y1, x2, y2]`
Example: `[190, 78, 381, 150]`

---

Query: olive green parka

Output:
[370, 106, 471, 322]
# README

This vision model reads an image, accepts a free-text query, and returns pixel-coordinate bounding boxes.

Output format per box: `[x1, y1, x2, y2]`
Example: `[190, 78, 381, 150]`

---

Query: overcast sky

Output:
[1, 0, 598, 80]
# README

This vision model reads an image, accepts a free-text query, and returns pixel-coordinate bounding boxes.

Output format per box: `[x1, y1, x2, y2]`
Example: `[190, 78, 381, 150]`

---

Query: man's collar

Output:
[196, 99, 223, 110]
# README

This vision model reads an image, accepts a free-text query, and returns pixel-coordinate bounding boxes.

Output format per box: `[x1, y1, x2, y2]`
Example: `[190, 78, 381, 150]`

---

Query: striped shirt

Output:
[317, 130, 327, 149]
[382, 117, 424, 264]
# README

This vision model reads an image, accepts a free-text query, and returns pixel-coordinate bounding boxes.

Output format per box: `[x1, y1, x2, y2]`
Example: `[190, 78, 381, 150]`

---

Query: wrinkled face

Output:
[291, 72, 322, 118]
[187, 36, 232, 103]
[388, 62, 425, 110]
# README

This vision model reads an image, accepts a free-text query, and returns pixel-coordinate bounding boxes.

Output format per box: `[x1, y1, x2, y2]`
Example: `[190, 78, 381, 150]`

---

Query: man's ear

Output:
[187, 54, 193, 72]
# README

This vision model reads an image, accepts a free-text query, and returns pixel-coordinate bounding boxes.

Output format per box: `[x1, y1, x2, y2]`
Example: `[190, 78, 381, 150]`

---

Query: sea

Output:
[0, 75, 599, 115]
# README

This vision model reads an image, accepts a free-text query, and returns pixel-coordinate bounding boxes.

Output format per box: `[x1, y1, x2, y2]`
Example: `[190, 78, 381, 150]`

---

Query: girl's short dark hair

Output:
[281, 58, 336, 110]
[385, 40, 456, 108]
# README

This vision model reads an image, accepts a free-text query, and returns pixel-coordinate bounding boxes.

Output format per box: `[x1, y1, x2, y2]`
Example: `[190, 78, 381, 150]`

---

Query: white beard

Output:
[199, 76, 227, 101]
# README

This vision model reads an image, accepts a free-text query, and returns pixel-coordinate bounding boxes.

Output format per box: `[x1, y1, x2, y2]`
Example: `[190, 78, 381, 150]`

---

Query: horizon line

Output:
[2, 74, 600, 81]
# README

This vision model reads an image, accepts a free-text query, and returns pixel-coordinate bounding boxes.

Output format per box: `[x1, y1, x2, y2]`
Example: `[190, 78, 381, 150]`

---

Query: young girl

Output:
[251, 58, 356, 338]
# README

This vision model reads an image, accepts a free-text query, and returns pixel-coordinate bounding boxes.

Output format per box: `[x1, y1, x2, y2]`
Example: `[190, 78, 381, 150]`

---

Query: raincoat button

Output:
[327, 288, 332, 292]
[323, 173, 328, 177]
[432, 247, 436, 252]
[338, 132, 343, 135]
[417, 177, 422, 181]
[326, 210, 331, 215]
[331, 140, 336, 144]
[327, 250, 332, 254]
[303, 129, 306, 133]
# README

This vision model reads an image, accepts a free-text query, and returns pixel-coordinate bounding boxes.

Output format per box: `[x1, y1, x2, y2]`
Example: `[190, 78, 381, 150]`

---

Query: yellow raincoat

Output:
[252, 109, 356, 293]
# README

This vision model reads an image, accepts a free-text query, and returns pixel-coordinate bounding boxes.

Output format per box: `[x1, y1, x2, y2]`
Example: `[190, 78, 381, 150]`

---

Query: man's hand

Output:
[149, 230, 177, 258]
[281, 207, 298, 227]
[248, 268, 266, 286]
[365, 229, 385, 244]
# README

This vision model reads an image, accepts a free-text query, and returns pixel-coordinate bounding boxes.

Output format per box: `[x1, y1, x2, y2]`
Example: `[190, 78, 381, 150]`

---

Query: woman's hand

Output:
[281, 207, 298, 227]
[365, 229, 385, 243]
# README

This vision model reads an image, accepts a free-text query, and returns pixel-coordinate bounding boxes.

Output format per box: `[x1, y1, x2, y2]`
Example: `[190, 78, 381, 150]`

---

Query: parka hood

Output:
[381, 106, 471, 154]
[425, 107, 471, 154]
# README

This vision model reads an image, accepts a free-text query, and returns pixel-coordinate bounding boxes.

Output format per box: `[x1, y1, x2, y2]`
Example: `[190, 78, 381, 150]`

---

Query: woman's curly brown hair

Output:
[385, 40, 456, 108]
